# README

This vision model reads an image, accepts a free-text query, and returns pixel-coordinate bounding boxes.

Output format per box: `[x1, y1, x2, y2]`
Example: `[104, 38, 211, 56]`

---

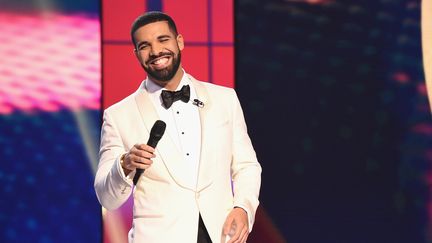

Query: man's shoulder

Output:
[189, 75, 235, 94]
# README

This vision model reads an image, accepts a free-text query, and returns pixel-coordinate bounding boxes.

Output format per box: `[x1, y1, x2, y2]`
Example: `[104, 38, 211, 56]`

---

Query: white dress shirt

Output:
[145, 71, 202, 189]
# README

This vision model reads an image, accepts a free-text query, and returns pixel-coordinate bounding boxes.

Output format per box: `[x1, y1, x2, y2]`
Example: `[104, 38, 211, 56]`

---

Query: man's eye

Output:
[160, 39, 169, 42]
[139, 45, 148, 50]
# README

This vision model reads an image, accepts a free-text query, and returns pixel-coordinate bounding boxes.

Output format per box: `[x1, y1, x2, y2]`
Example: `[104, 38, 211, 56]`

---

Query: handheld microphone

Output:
[133, 120, 166, 185]
[193, 99, 204, 108]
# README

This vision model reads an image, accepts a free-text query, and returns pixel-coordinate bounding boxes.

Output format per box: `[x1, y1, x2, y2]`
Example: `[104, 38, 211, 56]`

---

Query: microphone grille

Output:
[151, 120, 166, 139]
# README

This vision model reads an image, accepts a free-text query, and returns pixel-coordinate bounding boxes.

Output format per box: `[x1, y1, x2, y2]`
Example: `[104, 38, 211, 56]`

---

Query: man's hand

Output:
[120, 144, 155, 175]
[223, 207, 249, 243]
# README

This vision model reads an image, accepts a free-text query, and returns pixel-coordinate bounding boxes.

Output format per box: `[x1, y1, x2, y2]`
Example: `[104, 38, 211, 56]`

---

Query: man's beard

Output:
[143, 51, 181, 82]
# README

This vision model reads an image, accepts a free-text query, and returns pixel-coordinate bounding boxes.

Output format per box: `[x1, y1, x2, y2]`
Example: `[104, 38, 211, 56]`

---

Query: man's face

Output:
[133, 21, 184, 83]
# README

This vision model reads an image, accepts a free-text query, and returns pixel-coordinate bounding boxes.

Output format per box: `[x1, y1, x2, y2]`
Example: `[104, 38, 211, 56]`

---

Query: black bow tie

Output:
[161, 85, 190, 109]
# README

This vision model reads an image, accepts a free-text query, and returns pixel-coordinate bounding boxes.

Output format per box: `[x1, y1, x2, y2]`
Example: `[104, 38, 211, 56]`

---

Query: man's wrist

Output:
[234, 206, 247, 214]
[120, 153, 133, 175]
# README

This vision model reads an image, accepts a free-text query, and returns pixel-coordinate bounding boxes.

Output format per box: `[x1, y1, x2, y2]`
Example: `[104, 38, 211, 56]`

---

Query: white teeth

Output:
[153, 57, 169, 65]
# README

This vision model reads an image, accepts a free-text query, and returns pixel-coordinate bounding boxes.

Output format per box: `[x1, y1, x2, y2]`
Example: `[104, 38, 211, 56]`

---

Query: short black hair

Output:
[130, 11, 178, 48]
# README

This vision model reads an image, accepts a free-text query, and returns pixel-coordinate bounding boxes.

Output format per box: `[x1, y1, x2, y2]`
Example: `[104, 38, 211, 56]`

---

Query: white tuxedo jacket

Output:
[94, 74, 261, 243]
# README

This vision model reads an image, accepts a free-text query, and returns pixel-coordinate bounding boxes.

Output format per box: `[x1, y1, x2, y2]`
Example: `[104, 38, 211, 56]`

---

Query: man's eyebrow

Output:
[157, 35, 172, 39]
[136, 41, 149, 48]
[136, 35, 172, 48]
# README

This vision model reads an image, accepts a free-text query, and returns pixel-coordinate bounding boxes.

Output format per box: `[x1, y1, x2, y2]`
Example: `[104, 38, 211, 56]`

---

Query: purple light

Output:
[0, 12, 100, 114]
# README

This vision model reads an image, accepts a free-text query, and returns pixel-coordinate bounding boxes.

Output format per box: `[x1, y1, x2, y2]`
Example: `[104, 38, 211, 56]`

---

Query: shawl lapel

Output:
[134, 82, 194, 190]
[133, 76, 217, 192]
[189, 76, 216, 192]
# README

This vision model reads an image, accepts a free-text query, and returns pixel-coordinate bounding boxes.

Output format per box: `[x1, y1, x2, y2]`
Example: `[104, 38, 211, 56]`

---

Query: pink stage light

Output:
[0, 12, 100, 114]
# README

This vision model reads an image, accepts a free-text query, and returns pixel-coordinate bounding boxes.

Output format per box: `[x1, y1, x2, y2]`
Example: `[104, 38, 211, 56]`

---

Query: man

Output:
[94, 11, 261, 243]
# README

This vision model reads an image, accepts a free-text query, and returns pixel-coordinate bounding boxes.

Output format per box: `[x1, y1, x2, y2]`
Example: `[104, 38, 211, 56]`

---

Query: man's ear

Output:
[177, 34, 184, 51]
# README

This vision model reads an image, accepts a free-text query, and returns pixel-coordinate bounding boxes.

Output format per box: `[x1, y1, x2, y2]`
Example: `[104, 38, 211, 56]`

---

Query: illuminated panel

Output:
[102, 44, 145, 109]
[212, 46, 234, 88]
[163, 0, 208, 42]
[211, 0, 233, 43]
[181, 46, 210, 82]
[0, 12, 100, 114]
[423, 0, 432, 112]
[102, 0, 145, 41]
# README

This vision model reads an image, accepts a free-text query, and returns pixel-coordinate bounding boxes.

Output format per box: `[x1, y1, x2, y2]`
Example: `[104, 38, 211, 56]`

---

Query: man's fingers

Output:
[137, 150, 156, 159]
[133, 161, 153, 169]
[224, 208, 250, 242]
[228, 221, 247, 243]
[239, 227, 248, 243]
[130, 150, 155, 161]
[130, 154, 153, 165]
[227, 228, 240, 243]
[124, 151, 154, 170]
[134, 143, 155, 152]
[223, 216, 233, 235]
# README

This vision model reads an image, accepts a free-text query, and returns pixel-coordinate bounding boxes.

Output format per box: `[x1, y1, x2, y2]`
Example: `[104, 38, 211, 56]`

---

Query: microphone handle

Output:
[133, 138, 159, 185]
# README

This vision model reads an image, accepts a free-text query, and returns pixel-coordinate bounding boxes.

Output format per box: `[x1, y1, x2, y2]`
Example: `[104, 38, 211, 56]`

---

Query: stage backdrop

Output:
[0, 0, 101, 242]
[236, 0, 432, 242]
[100, 1, 256, 242]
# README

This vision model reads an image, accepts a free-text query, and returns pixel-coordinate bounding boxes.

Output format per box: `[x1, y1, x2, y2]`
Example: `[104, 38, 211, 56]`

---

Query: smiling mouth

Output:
[149, 55, 172, 69]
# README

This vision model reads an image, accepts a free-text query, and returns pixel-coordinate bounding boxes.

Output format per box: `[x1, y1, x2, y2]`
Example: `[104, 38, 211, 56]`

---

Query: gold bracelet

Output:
[120, 153, 127, 169]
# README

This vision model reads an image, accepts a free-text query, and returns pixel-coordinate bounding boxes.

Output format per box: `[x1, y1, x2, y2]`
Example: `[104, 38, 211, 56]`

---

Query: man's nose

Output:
[150, 43, 163, 56]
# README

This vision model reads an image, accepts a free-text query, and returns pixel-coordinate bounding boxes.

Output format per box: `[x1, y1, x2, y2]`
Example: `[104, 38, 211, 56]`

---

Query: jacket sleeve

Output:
[94, 109, 135, 210]
[230, 90, 262, 232]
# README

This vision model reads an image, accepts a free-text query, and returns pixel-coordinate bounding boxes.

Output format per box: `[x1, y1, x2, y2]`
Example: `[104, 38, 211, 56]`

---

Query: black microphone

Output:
[133, 120, 166, 185]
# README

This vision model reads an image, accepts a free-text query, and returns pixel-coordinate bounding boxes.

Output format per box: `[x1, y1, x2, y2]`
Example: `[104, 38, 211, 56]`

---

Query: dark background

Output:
[237, 0, 431, 242]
